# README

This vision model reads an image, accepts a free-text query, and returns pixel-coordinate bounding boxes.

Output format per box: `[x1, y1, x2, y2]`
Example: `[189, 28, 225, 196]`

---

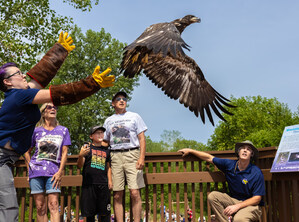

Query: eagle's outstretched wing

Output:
[125, 22, 190, 57]
[120, 15, 235, 125]
[143, 52, 234, 125]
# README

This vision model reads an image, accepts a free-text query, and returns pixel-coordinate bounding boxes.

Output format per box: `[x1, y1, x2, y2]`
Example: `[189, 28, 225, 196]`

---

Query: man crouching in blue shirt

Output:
[178, 140, 265, 222]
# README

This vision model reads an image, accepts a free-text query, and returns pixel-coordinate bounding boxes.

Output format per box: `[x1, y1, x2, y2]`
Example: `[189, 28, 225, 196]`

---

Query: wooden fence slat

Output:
[271, 179, 278, 222]
[176, 183, 180, 222]
[14, 175, 82, 188]
[20, 188, 26, 221]
[292, 179, 299, 222]
[191, 183, 196, 222]
[145, 184, 149, 222]
[184, 183, 188, 221]
[153, 162, 157, 221]
[29, 194, 33, 222]
[67, 187, 72, 221]
[168, 183, 172, 222]
[199, 183, 204, 222]
[168, 162, 172, 222]
[160, 162, 165, 222]
[145, 171, 226, 184]
[267, 181, 272, 222]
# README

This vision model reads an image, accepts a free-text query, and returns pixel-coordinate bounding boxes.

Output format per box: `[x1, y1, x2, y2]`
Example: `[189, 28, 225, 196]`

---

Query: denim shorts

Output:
[29, 176, 61, 194]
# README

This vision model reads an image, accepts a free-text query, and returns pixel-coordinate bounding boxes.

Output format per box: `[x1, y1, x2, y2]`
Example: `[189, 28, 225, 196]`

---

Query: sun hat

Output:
[235, 140, 258, 161]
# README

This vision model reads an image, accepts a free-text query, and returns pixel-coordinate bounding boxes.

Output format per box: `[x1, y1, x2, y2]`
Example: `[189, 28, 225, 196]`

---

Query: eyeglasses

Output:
[4, 70, 24, 79]
[45, 105, 58, 110]
[115, 97, 127, 102]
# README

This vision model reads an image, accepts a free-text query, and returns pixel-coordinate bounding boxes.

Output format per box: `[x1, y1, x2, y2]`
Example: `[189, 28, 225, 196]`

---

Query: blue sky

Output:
[50, 0, 299, 143]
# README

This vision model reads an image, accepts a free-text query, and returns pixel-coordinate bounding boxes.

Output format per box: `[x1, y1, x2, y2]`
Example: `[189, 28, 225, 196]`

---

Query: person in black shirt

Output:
[77, 126, 112, 222]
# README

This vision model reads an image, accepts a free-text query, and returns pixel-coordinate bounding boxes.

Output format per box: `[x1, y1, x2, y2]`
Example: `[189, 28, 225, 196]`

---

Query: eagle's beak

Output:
[191, 17, 201, 23]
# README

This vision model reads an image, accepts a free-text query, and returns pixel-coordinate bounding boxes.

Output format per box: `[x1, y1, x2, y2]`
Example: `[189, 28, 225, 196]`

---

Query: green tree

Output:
[146, 130, 208, 152]
[60, 0, 99, 11]
[0, 0, 99, 69]
[172, 139, 208, 152]
[160, 130, 182, 150]
[54, 26, 139, 153]
[146, 136, 168, 153]
[208, 95, 299, 150]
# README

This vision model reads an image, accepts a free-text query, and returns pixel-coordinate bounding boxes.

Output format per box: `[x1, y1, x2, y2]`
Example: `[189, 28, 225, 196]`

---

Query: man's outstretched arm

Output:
[178, 148, 215, 164]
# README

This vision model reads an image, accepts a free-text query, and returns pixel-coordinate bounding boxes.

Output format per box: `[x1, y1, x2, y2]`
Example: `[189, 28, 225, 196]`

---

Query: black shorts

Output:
[80, 184, 111, 217]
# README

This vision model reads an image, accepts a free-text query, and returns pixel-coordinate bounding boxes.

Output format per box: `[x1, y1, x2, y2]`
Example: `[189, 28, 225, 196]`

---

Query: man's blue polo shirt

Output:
[0, 88, 40, 155]
[213, 157, 265, 206]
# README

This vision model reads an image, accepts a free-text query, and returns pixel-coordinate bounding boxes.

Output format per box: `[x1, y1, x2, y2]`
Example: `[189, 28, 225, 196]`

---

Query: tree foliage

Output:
[54, 26, 139, 153]
[146, 137, 168, 153]
[0, 0, 99, 70]
[208, 95, 299, 150]
[61, 0, 100, 11]
[146, 130, 208, 152]
[172, 139, 208, 152]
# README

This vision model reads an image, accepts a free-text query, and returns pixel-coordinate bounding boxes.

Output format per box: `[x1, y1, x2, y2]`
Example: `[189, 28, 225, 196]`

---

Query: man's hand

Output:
[108, 181, 113, 190]
[92, 65, 115, 88]
[223, 204, 241, 216]
[136, 157, 145, 170]
[79, 144, 90, 157]
[51, 170, 63, 189]
[178, 148, 192, 157]
[58, 31, 75, 53]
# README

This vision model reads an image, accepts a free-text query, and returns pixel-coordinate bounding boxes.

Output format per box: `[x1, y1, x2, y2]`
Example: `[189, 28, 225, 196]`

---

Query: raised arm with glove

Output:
[27, 31, 75, 88]
[50, 66, 115, 106]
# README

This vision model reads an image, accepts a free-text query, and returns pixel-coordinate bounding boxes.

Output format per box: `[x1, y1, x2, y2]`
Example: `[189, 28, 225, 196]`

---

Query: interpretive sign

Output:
[270, 124, 299, 172]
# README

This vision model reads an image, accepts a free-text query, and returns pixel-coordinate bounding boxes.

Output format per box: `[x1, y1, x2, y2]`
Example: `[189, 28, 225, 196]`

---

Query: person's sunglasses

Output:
[4, 70, 23, 79]
[115, 97, 127, 102]
[45, 105, 58, 110]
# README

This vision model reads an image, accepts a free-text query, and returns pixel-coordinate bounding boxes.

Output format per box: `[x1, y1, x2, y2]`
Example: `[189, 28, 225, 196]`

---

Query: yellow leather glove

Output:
[92, 66, 115, 88]
[58, 31, 76, 53]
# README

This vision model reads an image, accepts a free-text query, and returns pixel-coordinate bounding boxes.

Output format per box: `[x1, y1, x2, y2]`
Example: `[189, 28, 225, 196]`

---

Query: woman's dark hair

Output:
[0, 62, 18, 92]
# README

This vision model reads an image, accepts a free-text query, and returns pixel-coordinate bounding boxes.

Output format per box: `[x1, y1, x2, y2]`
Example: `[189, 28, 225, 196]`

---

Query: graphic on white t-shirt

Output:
[36, 134, 62, 162]
[111, 125, 130, 144]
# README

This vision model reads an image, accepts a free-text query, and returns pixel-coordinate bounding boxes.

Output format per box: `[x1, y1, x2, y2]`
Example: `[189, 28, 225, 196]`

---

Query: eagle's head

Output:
[172, 15, 201, 33]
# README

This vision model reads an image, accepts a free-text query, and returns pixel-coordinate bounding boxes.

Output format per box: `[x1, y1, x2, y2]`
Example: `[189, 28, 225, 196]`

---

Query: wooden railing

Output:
[14, 147, 299, 222]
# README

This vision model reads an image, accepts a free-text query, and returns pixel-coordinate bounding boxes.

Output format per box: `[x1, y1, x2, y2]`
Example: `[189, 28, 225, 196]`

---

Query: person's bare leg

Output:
[130, 189, 142, 222]
[33, 193, 48, 222]
[114, 190, 124, 222]
[48, 193, 60, 222]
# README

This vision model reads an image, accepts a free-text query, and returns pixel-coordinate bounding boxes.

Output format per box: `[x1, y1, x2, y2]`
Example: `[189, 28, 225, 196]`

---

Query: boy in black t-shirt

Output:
[77, 126, 112, 222]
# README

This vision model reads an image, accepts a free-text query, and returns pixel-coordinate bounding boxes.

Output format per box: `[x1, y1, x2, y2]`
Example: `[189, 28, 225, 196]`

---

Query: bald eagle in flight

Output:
[120, 15, 235, 125]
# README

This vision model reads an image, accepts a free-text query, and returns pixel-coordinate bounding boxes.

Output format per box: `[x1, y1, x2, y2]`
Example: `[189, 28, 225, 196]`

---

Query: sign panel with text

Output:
[270, 124, 299, 173]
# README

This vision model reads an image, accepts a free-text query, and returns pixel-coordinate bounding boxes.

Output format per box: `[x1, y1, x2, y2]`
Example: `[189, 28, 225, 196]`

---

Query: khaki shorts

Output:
[110, 148, 145, 191]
